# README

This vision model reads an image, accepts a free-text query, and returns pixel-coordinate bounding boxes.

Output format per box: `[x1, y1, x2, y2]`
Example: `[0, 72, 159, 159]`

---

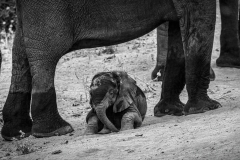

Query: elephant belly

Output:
[70, 0, 178, 50]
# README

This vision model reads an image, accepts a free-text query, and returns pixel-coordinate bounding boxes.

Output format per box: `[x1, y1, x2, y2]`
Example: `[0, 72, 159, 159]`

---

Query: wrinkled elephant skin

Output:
[152, 0, 240, 82]
[85, 71, 147, 135]
[1, 0, 219, 140]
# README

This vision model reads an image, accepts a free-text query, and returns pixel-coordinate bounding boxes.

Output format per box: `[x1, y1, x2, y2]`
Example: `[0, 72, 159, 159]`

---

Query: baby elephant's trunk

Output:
[95, 101, 119, 133]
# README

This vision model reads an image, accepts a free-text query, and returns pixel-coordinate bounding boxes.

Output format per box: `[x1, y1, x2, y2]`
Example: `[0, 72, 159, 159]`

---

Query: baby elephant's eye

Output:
[109, 90, 114, 95]
[109, 88, 117, 97]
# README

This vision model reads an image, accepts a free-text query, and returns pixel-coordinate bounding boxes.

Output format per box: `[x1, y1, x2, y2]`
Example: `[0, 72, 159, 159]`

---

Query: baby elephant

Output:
[85, 71, 147, 134]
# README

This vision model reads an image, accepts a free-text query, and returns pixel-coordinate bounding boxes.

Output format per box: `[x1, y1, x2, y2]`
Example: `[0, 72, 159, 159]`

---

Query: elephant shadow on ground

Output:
[141, 107, 225, 129]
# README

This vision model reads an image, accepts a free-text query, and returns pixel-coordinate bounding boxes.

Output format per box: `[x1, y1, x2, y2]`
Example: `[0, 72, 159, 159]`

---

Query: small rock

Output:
[61, 140, 68, 144]
[52, 150, 62, 155]
[126, 149, 134, 153]
[69, 133, 74, 136]
[102, 47, 115, 54]
[104, 55, 116, 62]
[72, 113, 82, 117]
[5, 153, 10, 156]
[85, 106, 91, 109]
[43, 141, 50, 145]
[135, 134, 143, 137]
[72, 103, 80, 107]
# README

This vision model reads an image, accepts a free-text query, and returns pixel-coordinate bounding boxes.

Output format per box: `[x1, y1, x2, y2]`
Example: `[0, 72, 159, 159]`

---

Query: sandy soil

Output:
[0, 4, 240, 160]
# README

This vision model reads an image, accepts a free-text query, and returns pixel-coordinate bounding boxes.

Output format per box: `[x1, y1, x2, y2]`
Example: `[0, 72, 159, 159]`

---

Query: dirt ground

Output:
[0, 4, 240, 160]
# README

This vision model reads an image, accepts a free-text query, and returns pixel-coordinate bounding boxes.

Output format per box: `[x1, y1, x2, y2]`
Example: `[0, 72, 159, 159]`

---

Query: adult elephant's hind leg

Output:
[216, 0, 240, 68]
[26, 37, 74, 137]
[154, 21, 185, 117]
[176, 1, 222, 114]
[1, 27, 32, 141]
[29, 58, 73, 137]
[152, 22, 215, 82]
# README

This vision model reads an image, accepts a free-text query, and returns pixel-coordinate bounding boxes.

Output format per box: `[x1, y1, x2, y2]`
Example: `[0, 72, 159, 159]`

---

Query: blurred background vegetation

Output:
[0, 0, 16, 52]
[0, 0, 16, 33]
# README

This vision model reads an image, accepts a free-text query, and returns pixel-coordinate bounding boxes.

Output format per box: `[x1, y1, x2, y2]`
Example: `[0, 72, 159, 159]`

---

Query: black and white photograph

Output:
[0, 0, 240, 159]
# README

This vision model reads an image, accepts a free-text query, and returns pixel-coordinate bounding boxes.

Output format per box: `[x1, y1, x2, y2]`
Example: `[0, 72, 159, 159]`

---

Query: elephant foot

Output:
[1, 119, 32, 141]
[84, 130, 94, 135]
[31, 88, 74, 137]
[183, 97, 222, 115]
[216, 55, 240, 68]
[32, 117, 73, 138]
[98, 127, 111, 134]
[32, 124, 74, 138]
[84, 129, 96, 135]
[120, 125, 134, 131]
[1, 93, 32, 141]
[154, 99, 184, 117]
[151, 65, 164, 81]
[84, 116, 100, 135]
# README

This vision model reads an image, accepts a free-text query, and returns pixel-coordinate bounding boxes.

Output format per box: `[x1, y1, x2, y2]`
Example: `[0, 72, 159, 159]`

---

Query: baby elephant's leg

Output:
[121, 112, 142, 131]
[84, 111, 101, 135]
[98, 125, 111, 134]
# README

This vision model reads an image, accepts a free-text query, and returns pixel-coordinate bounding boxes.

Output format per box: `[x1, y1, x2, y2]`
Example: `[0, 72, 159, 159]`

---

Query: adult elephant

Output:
[152, 0, 240, 81]
[217, 0, 240, 67]
[1, 0, 219, 140]
[152, 22, 216, 81]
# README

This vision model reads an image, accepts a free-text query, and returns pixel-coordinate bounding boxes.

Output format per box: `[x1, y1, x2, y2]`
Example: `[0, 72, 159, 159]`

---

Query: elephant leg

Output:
[24, 38, 73, 137]
[152, 22, 215, 81]
[120, 112, 142, 131]
[29, 59, 73, 137]
[216, 0, 240, 68]
[1, 26, 32, 141]
[98, 125, 111, 134]
[21, 4, 75, 137]
[176, 1, 222, 114]
[154, 21, 185, 117]
[151, 22, 169, 81]
[85, 110, 103, 135]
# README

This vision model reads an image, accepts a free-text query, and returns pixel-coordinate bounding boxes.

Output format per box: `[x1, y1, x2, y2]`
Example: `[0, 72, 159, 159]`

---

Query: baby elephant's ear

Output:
[113, 72, 137, 113]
